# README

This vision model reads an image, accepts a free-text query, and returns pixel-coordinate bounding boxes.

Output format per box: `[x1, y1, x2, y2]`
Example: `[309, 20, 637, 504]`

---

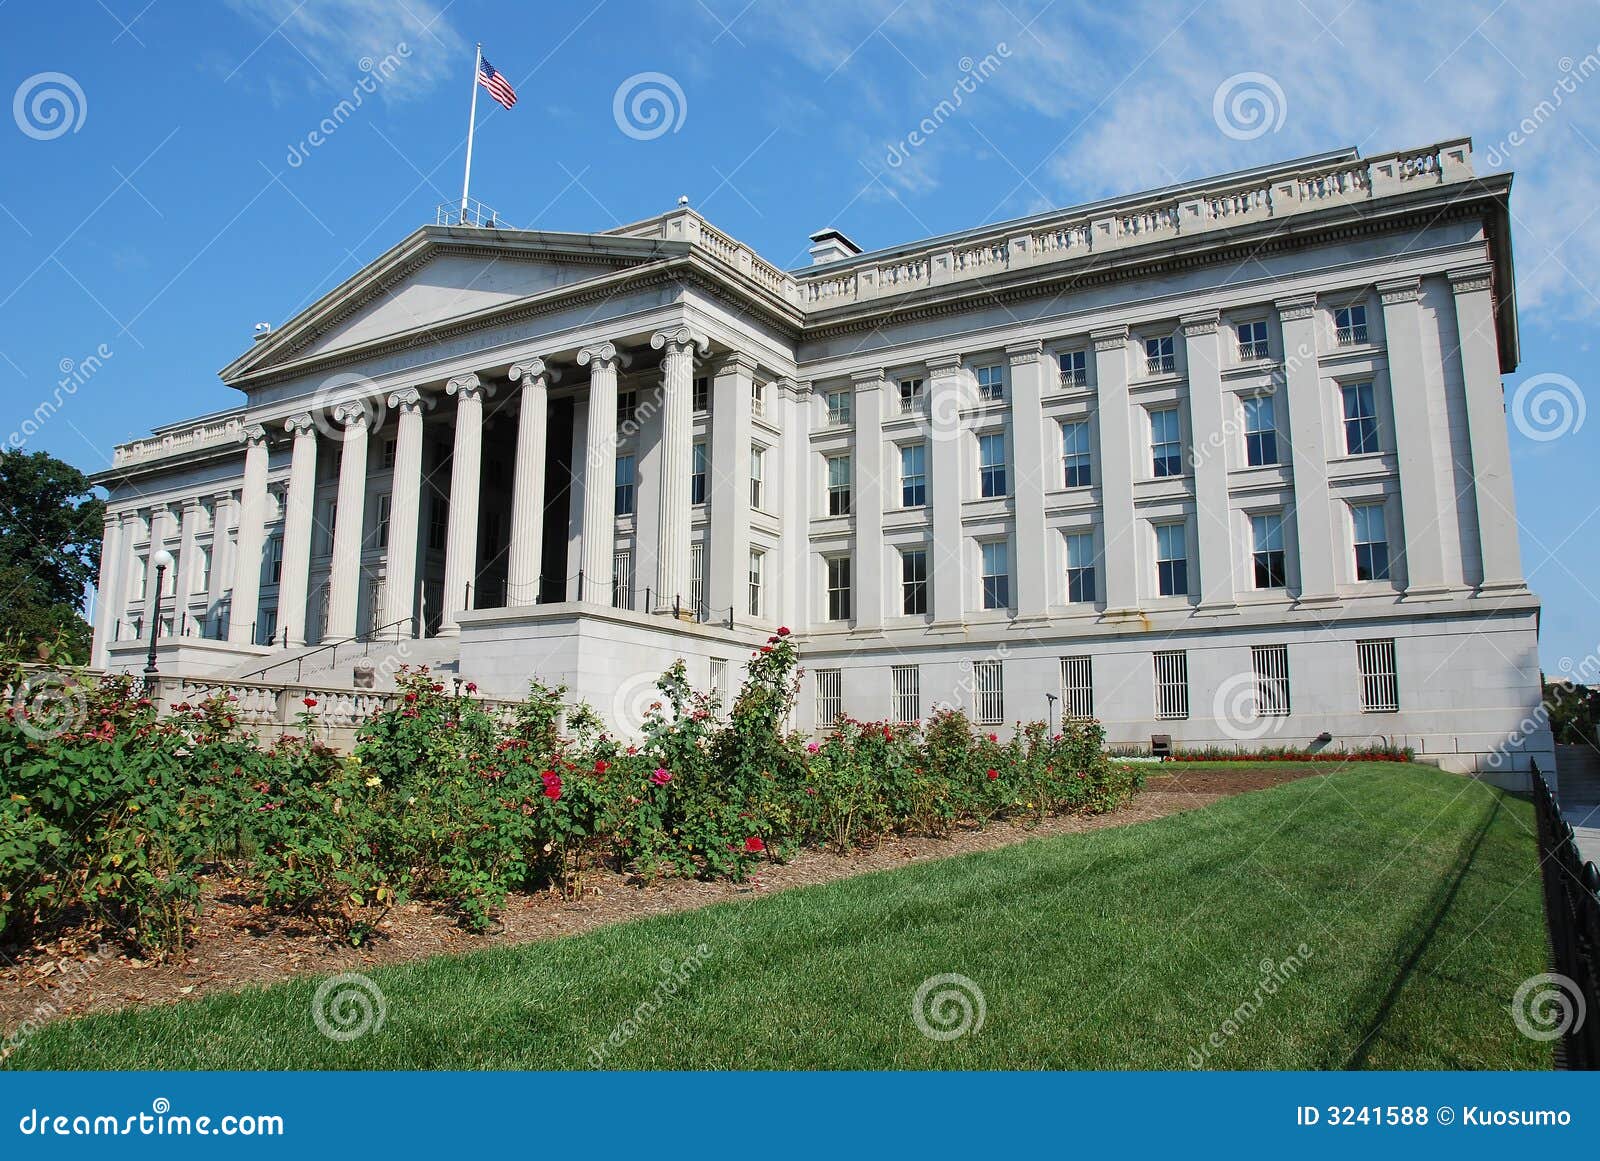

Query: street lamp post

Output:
[1045, 692, 1058, 736]
[143, 548, 175, 676]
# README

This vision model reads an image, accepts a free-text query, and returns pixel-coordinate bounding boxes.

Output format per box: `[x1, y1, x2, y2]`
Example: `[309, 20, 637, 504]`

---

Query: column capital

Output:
[239, 423, 269, 447]
[285, 411, 317, 437]
[712, 350, 758, 377]
[1448, 265, 1494, 295]
[446, 372, 494, 402]
[1006, 339, 1045, 365]
[1090, 325, 1129, 352]
[180, 496, 202, 514]
[387, 386, 426, 413]
[1275, 296, 1318, 322]
[926, 353, 963, 376]
[1180, 311, 1220, 337]
[332, 400, 372, 430]
[577, 342, 626, 371]
[851, 367, 885, 391]
[1377, 277, 1421, 305]
[509, 358, 558, 386]
[650, 327, 710, 356]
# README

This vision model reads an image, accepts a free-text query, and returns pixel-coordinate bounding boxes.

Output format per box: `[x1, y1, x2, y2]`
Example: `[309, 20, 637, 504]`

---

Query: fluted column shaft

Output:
[384, 388, 426, 633]
[852, 369, 885, 630]
[325, 405, 370, 640]
[578, 345, 621, 604]
[651, 330, 704, 614]
[145, 503, 174, 627]
[277, 413, 319, 647]
[1182, 314, 1235, 611]
[174, 499, 203, 632]
[707, 353, 755, 619]
[507, 362, 551, 605]
[1380, 278, 1450, 596]
[441, 373, 490, 634]
[227, 426, 270, 645]
[92, 514, 122, 664]
[1007, 342, 1049, 618]
[1091, 328, 1139, 615]
[1278, 297, 1337, 603]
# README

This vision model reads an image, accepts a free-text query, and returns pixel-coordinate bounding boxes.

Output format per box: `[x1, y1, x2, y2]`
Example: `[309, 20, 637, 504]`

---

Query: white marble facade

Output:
[92, 137, 1552, 778]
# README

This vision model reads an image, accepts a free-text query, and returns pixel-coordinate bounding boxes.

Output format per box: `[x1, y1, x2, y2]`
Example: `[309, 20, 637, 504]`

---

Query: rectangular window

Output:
[1251, 512, 1287, 589]
[1156, 522, 1188, 597]
[1342, 383, 1379, 455]
[1237, 320, 1270, 361]
[900, 443, 927, 507]
[979, 432, 1007, 497]
[750, 445, 765, 510]
[1150, 407, 1182, 477]
[617, 390, 638, 426]
[428, 496, 448, 551]
[131, 557, 147, 601]
[976, 364, 1005, 401]
[1335, 304, 1368, 346]
[1062, 420, 1092, 487]
[981, 540, 1010, 610]
[612, 550, 632, 608]
[1243, 396, 1278, 466]
[382, 438, 397, 468]
[1058, 349, 1088, 389]
[899, 377, 926, 413]
[614, 454, 636, 517]
[1065, 532, 1096, 603]
[692, 376, 710, 413]
[1154, 650, 1190, 720]
[691, 442, 708, 505]
[709, 658, 728, 703]
[901, 547, 928, 615]
[1252, 644, 1291, 717]
[826, 389, 852, 427]
[827, 454, 853, 516]
[826, 555, 852, 621]
[748, 548, 764, 618]
[1061, 656, 1093, 721]
[816, 668, 843, 727]
[372, 492, 392, 550]
[751, 378, 766, 417]
[892, 665, 921, 724]
[1357, 638, 1399, 712]
[194, 544, 211, 593]
[268, 534, 284, 585]
[1352, 503, 1391, 581]
[690, 543, 706, 613]
[973, 659, 1004, 724]
[1145, 335, 1176, 375]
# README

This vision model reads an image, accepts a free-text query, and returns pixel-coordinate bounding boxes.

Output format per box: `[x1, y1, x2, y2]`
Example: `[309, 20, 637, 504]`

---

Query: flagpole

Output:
[460, 43, 482, 222]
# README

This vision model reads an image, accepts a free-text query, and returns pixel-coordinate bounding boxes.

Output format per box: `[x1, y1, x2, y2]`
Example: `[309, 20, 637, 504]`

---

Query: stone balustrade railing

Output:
[111, 413, 248, 467]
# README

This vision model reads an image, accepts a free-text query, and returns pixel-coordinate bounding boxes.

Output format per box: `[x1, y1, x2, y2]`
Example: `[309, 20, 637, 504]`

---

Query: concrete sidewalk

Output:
[1561, 799, 1600, 868]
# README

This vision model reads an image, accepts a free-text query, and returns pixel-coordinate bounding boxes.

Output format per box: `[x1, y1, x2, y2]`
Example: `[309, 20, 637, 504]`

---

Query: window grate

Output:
[1357, 639, 1399, 712]
[892, 665, 921, 724]
[1154, 650, 1189, 720]
[1251, 644, 1291, 717]
[816, 669, 843, 727]
[1061, 656, 1094, 721]
[973, 659, 1005, 724]
[612, 550, 632, 609]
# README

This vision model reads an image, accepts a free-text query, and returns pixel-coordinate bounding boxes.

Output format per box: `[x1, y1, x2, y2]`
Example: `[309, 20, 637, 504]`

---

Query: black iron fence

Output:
[1532, 759, 1600, 1069]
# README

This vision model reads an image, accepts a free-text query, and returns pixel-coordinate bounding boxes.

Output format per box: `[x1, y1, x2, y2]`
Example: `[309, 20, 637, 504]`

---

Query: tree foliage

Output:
[0, 451, 102, 661]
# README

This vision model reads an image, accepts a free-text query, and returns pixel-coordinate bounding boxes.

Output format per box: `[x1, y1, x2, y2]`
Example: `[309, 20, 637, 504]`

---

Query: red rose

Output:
[465, 681, 478, 693]
[595, 759, 609, 774]
[544, 780, 562, 801]
[987, 768, 998, 780]
[303, 697, 318, 708]
[777, 626, 790, 636]
[745, 836, 765, 853]
[650, 767, 672, 786]
[882, 726, 893, 741]
[760, 645, 772, 654]
[768, 635, 779, 644]
[404, 692, 417, 703]
[987, 733, 998, 743]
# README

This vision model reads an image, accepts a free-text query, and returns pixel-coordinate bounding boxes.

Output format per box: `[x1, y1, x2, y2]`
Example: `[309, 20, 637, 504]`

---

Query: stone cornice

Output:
[1005, 339, 1044, 366]
[1448, 264, 1494, 295]
[926, 354, 963, 375]
[851, 367, 885, 390]
[1180, 311, 1220, 337]
[1377, 276, 1422, 305]
[1275, 295, 1318, 321]
[1091, 325, 1129, 352]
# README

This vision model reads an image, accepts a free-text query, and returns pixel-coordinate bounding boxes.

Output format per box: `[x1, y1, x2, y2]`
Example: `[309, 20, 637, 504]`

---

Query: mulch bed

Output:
[0, 763, 1323, 1037]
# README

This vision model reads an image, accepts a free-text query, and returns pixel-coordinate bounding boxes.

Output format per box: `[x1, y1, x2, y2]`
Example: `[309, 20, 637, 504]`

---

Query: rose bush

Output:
[1, 635, 1140, 954]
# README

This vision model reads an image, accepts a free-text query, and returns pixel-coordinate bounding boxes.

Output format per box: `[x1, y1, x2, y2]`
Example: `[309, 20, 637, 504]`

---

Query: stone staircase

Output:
[1557, 743, 1600, 804]
[226, 635, 462, 692]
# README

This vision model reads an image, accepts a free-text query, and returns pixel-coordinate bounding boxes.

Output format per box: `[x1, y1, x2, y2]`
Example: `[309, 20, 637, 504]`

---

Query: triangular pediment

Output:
[221, 226, 684, 383]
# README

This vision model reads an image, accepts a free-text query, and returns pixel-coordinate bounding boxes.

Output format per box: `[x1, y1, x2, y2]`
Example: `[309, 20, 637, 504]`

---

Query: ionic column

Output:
[208, 492, 234, 622]
[441, 373, 492, 633]
[323, 403, 371, 640]
[507, 360, 553, 606]
[226, 424, 270, 645]
[144, 503, 173, 629]
[927, 354, 966, 626]
[1379, 277, 1450, 596]
[652, 329, 707, 615]
[1181, 313, 1236, 613]
[707, 352, 755, 619]
[852, 368, 886, 631]
[577, 344, 622, 605]
[1007, 341, 1050, 619]
[92, 512, 122, 665]
[384, 388, 427, 633]
[1449, 266, 1526, 594]
[1278, 297, 1337, 604]
[119, 510, 141, 642]
[1091, 327, 1140, 616]
[276, 412, 319, 647]
[173, 498, 203, 634]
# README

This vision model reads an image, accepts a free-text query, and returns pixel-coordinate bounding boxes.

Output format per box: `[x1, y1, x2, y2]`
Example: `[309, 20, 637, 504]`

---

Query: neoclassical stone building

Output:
[91, 136, 1551, 776]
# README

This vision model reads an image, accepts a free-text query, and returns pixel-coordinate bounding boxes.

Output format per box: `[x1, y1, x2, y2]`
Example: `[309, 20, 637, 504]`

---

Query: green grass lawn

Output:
[5, 763, 1553, 1069]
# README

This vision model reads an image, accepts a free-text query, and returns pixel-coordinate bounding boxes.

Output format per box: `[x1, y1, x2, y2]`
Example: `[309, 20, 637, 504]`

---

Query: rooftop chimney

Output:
[808, 227, 861, 266]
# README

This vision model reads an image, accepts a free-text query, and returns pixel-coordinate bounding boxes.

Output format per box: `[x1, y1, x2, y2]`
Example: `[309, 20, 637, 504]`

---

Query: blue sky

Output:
[1, 0, 1594, 671]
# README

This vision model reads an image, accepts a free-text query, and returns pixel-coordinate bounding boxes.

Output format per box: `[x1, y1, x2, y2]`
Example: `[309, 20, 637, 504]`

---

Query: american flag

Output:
[477, 55, 517, 109]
